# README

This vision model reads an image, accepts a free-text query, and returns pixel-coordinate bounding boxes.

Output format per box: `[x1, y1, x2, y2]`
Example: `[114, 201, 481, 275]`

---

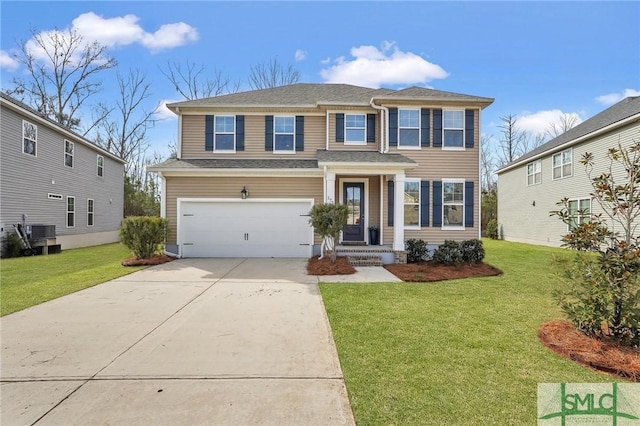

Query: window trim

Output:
[442, 109, 465, 151]
[273, 115, 296, 154]
[397, 108, 421, 150]
[97, 155, 104, 177]
[22, 120, 37, 157]
[214, 115, 236, 153]
[567, 197, 591, 231]
[552, 148, 573, 180]
[404, 178, 421, 230]
[87, 198, 94, 227]
[442, 178, 465, 230]
[344, 113, 367, 145]
[527, 159, 542, 186]
[64, 140, 74, 168]
[66, 196, 75, 228]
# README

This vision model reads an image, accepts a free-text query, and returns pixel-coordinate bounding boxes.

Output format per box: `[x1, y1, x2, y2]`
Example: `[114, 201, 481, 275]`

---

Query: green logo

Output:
[538, 383, 640, 425]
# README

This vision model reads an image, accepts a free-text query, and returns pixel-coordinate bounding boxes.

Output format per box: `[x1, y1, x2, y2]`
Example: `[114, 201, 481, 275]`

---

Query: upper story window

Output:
[345, 114, 366, 144]
[23, 120, 37, 156]
[398, 109, 420, 148]
[274, 116, 295, 152]
[64, 140, 74, 167]
[568, 198, 590, 231]
[553, 149, 572, 180]
[215, 115, 235, 151]
[97, 155, 104, 177]
[443, 110, 464, 149]
[404, 179, 421, 229]
[443, 180, 464, 228]
[527, 160, 541, 185]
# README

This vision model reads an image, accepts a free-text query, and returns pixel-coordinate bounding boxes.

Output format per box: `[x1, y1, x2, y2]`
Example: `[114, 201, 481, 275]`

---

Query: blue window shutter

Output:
[465, 110, 475, 148]
[465, 181, 475, 227]
[265, 115, 273, 151]
[388, 108, 398, 146]
[433, 109, 443, 148]
[367, 114, 376, 143]
[336, 113, 344, 142]
[387, 180, 394, 226]
[420, 180, 430, 227]
[205, 115, 214, 151]
[295, 116, 304, 151]
[421, 109, 430, 147]
[432, 181, 442, 227]
[236, 115, 245, 151]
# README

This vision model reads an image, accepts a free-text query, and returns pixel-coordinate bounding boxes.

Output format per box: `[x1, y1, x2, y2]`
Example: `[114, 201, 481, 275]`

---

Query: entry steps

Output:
[336, 245, 393, 267]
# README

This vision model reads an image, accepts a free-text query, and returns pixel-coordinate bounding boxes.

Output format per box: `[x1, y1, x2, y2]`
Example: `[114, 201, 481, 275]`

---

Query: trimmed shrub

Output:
[120, 216, 168, 259]
[308, 203, 349, 263]
[461, 239, 485, 263]
[405, 239, 428, 263]
[432, 240, 463, 265]
[1, 232, 23, 258]
[486, 219, 499, 239]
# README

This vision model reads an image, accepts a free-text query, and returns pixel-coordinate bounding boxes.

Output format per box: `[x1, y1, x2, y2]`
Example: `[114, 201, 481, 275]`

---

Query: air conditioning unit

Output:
[29, 224, 56, 239]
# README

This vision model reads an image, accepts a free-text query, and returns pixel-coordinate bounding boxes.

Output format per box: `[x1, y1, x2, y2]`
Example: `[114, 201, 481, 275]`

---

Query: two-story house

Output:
[0, 93, 125, 252]
[149, 83, 493, 263]
[496, 96, 640, 246]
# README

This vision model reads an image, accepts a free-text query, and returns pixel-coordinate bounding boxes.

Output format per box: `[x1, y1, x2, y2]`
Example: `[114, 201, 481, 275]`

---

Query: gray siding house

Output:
[496, 96, 640, 246]
[0, 93, 125, 251]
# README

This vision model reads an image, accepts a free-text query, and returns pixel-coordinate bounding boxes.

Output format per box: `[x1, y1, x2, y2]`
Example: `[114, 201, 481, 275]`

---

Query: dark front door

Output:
[343, 182, 365, 241]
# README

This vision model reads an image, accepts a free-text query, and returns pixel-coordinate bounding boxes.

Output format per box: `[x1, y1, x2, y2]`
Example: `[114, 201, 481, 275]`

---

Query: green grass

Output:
[1, 243, 145, 316]
[320, 239, 622, 425]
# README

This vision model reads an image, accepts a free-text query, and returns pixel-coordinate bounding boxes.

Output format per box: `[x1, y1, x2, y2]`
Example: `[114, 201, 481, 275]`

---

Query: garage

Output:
[178, 199, 314, 258]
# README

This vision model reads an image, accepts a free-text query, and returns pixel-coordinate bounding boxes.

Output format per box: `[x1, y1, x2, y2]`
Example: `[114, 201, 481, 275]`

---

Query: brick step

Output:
[347, 254, 383, 267]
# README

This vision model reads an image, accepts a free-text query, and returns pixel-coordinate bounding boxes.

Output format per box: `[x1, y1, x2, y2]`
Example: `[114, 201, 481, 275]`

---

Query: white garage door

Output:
[179, 199, 313, 258]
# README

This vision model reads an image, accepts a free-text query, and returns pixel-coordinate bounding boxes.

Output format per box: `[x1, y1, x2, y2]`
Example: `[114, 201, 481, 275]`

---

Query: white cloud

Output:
[0, 50, 19, 71]
[154, 100, 179, 121]
[294, 49, 307, 62]
[595, 88, 640, 106]
[518, 109, 583, 137]
[320, 41, 448, 88]
[141, 22, 199, 52]
[320, 57, 331, 65]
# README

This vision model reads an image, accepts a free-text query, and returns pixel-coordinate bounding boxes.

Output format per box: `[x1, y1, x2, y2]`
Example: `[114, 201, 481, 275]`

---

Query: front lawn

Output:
[320, 239, 622, 425]
[1, 243, 144, 316]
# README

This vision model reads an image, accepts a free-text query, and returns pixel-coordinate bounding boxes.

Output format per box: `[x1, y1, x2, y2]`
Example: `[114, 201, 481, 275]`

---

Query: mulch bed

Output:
[122, 254, 176, 266]
[384, 261, 502, 282]
[307, 255, 356, 275]
[539, 319, 640, 382]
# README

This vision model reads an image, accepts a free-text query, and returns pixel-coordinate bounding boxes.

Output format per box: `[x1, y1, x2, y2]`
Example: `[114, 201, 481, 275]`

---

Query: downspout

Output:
[369, 98, 388, 153]
[325, 111, 330, 151]
[476, 107, 482, 240]
[176, 107, 182, 160]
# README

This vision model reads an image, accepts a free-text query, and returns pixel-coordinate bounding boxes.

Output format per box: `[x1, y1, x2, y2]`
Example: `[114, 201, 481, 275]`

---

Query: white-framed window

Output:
[398, 108, 420, 148]
[443, 179, 464, 228]
[345, 114, 366, 144]
[443, 110, 464, 149]
[568, 198, 590, 231]
[66, 196, 75, 228]
[214, 115, 235, 151]
[97, 155, 104, 177]
[274, 116, 295, 152]
[87, 199, 94, 227]
[22, 120, 37, 156]
[527, 160, 541, 185]
[553, 149, 572, 180]
[64, 140, 74, 167]
[404, 178, 421, 229]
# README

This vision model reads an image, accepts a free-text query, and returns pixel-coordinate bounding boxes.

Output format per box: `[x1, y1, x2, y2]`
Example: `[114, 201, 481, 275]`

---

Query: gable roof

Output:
[167, 83, 493, 110]
[497, 96, 640, 174]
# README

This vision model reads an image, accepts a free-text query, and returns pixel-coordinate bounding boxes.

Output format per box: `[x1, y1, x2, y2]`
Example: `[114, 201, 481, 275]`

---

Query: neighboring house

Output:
[149, 83, 493, 263]
[496, 96, 640, 247]
[0, 93, 125, 252]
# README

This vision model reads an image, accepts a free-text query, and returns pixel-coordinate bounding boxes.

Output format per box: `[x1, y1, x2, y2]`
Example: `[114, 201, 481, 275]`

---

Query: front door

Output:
[343, 182, 365, 241]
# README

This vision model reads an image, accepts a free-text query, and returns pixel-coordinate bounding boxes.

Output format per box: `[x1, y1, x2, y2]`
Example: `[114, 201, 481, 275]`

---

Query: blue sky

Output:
[1, 1, 638, 160]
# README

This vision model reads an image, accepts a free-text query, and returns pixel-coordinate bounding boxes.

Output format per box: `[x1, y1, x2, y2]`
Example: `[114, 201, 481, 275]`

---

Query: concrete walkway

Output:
[1, 259, 357, 425]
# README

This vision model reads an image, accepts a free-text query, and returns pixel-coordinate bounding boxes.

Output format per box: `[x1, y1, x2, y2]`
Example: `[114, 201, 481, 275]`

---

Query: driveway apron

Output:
[1, 258, 355, 425]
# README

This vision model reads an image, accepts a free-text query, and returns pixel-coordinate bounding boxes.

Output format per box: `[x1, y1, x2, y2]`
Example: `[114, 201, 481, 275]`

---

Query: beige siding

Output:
[180, 115, 325, 159]
[498, 122, 640, 246]
[328, 112, 381, 152]
[165, 176, 323, 244]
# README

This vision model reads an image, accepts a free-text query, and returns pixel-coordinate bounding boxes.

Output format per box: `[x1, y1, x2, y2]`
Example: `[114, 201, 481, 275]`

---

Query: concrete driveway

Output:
[1, 258, 355, 425]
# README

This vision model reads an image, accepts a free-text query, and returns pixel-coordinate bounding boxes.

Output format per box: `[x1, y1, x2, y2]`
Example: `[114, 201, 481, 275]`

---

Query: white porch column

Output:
[325, 172, 336, 204]
[393, 173, 405, 251]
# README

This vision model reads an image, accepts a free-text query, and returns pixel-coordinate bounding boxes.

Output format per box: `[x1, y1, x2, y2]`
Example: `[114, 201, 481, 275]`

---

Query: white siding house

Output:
[496, 96, 640, 247]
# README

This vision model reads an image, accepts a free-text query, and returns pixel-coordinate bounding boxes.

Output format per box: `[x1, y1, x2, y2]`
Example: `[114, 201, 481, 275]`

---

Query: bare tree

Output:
[248, 57, 300, 90]
[546, 113, 580, 139]
[480, 134, 497, 191]
[160, 60, 240, 100]
[8, 27, 116, 130]
[497, 114, 527, 166]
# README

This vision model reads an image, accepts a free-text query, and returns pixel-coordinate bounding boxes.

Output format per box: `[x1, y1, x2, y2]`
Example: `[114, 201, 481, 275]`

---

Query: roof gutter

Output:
[369, 98, 389, 153]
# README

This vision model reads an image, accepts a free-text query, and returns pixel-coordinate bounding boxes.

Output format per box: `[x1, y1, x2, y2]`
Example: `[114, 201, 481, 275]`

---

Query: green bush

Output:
[432, 240, 463, 265]
[405, 239, 428, 263]
[308, 203, 349, 263]
[486, 219, 499, 240]
[461, 239, 485, 263]
[2, 232, 23, 258]
[119, 216, 168, 259]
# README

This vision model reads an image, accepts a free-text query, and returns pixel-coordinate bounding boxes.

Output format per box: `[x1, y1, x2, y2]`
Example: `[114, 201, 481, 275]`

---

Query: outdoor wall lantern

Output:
[241, 186, 249, 199]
